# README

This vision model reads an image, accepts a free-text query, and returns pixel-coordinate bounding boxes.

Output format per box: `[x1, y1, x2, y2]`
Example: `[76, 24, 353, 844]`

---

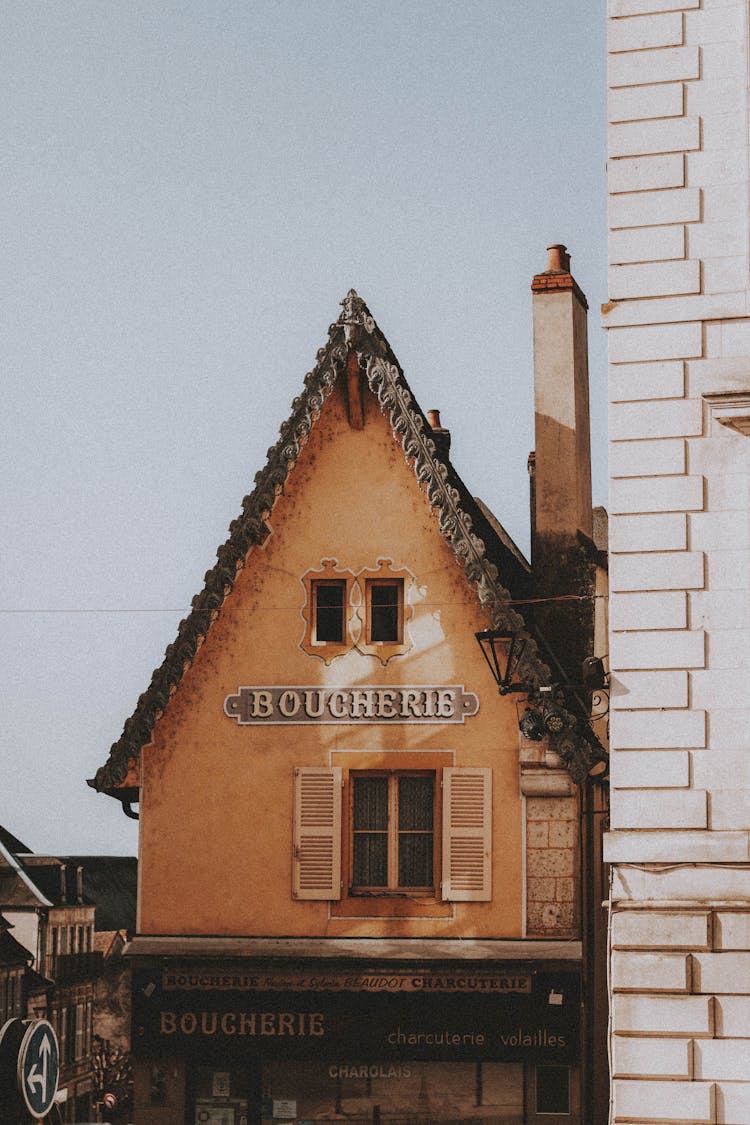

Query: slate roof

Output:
[0, 824, 32, 855]
[0, 832, 136, 932]
[74, 856, 137, 933]
[2, 861, 71, 908]
[90, 291, 551, 796]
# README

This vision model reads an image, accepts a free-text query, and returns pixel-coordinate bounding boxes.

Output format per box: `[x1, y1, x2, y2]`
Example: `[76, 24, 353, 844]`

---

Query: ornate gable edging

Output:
[92, 332, 347, 791]
[362, 353, 548, 693]
[91, 291, 548, 794]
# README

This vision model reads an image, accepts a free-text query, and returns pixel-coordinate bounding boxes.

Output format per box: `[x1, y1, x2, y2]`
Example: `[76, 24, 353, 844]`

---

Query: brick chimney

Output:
[530, 244, 595, 684]
[531, 244, 593, 547]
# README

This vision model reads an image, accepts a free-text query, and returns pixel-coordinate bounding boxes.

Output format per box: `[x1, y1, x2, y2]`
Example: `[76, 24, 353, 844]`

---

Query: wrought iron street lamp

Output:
[474, 629, 534, 695]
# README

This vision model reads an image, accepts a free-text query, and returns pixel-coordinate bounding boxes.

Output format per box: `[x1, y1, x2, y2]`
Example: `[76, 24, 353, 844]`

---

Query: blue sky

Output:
[1, 2, 606, 854]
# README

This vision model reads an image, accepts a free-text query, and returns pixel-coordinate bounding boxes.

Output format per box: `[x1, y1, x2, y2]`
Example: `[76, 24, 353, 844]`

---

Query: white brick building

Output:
[604, 1, 750, 1123]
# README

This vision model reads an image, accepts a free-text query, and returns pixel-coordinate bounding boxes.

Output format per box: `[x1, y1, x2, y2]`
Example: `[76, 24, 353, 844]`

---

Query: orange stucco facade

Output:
[137, 377, 524, 939]
[93, 288, 600, 1125]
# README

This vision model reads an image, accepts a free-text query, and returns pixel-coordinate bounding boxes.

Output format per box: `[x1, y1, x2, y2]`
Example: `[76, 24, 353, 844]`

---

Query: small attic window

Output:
[367, 580, 403, 643]
[313, 581, 346, 643]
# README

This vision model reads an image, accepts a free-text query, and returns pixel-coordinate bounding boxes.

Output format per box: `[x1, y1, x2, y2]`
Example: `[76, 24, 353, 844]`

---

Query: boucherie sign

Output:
[224, 685, 480, 725]
[132, 968, 580, 1063]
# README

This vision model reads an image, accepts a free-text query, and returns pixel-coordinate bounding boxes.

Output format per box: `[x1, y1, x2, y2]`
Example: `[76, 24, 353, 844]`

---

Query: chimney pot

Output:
[426, 408, 451, 457]
[547, 243, 570, 273]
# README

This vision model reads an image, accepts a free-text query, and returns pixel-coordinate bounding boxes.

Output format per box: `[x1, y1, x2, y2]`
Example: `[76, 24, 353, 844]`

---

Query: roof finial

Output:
[338, 289, 375, 344]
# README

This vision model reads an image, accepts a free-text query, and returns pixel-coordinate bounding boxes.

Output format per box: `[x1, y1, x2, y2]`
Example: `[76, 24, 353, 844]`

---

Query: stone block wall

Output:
[610, 907, 750, 1123]
[525, 795, 580, 937]
[605, 0, 750, 1120]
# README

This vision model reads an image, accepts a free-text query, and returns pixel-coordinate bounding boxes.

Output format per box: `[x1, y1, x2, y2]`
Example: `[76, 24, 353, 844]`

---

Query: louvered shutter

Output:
[293, 767, 342, 900]
[441, 767, 492, 901]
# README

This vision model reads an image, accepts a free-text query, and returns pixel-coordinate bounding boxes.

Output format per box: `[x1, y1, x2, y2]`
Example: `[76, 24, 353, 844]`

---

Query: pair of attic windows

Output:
[313, 579, 402, 645]
[300, 559, 413, 665]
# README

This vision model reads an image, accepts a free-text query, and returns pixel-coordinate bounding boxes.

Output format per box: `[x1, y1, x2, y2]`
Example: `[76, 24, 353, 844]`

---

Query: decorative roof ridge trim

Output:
[363, 351, 548, 692]
[92, 319, 349, 792]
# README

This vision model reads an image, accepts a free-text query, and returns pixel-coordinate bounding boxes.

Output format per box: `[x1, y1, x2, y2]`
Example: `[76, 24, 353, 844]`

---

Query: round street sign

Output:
[17, 1019, 59, 1119]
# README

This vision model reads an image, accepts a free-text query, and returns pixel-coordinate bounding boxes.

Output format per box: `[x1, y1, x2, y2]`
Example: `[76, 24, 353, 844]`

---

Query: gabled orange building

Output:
[91, 258, 607, 1125]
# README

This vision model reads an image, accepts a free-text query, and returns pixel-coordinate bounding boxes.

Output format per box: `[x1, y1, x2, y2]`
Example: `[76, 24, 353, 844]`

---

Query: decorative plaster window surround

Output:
[300, 561, 356, 664]
[300, 558, 413, 665]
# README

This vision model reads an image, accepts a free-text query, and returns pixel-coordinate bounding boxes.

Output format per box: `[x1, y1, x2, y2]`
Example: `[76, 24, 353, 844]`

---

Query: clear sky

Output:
[1, 2, 606, 855]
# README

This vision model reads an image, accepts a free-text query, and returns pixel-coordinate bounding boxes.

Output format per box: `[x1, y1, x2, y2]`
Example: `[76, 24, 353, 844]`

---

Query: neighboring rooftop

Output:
[0, 828, 137, 932]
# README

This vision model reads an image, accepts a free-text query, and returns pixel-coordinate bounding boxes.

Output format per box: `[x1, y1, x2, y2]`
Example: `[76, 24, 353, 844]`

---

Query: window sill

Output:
[332, 896, 452, 919]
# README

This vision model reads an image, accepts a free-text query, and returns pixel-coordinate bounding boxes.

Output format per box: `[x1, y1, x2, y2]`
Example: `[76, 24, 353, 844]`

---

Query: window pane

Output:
[398, 832, 433, 887]
[353, 777, 388, 829]
[398, 776, 433, 829]
[398, 777, 434, 887]
[315, 582, 345, 642]
[353, 778, 388, 886]
[370, 583, 400, 642]
[536, 1066, 570, 1115]
[353, 834, 388, 886]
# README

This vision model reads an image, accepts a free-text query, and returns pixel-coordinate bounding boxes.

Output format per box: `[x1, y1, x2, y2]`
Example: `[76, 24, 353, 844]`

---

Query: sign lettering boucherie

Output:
[224, 685, 480, 725]
[163, 969, 532, 993]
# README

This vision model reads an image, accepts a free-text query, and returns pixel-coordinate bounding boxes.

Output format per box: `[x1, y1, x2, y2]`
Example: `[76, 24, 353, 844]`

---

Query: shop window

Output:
[351, 772, 435, 893]
[535, 1065, 571, 1115]
[313, 580, 347, 643]
[366, 579, 403, 643]
[293, 765, 491, 903]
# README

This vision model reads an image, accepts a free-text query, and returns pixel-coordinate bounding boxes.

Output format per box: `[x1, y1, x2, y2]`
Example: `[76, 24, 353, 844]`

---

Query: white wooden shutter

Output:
[293, 767, 342, 900]
[441, 767, 492, 901]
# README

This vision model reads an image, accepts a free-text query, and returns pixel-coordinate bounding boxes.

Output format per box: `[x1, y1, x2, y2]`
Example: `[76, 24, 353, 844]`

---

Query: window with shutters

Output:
[293, 764, 491, 905]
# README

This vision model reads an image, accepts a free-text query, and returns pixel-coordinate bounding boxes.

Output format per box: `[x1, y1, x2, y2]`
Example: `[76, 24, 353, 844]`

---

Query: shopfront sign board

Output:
[133, 966, 580, 1064]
